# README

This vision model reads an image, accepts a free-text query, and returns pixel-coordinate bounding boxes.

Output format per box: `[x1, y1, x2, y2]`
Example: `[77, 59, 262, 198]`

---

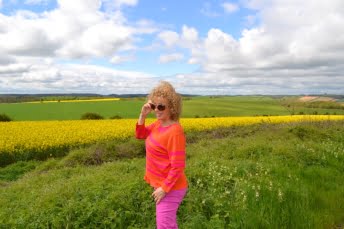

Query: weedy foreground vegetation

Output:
[0, 119, 343, 228]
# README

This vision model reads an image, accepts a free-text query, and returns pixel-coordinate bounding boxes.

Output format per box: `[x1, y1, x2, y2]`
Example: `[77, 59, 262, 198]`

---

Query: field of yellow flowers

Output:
[23, 98, 120, 103]
[1, 115, 344, 167]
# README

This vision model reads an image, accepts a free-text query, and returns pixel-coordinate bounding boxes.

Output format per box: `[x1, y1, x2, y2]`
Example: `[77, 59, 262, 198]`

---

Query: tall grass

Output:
[0, 121, 343, 228]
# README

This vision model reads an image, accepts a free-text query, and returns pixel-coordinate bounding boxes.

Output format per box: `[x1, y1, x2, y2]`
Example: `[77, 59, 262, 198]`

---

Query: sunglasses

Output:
[149, 103, 166, 111]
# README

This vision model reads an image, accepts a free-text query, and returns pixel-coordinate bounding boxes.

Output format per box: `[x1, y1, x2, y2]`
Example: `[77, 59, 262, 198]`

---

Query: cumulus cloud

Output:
[156, 1, 344, 94]
[0, 62, 159, 94]
[0, 0, 160, 94]
[158, 26, 200, 49]
[110, 55, 135, 64]
[174, 70, 344, 95]
[159, 53, 184, 63]
[157, 25, 203, 65]
[158, 30, 180, 47]
[112, 0, 138, 8]
[0, 0, 140, 61]
[181, 25, 199, 45]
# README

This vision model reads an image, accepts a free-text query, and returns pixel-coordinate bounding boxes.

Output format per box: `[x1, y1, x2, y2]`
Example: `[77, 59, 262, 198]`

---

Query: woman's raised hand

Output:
[141, 102, 152, 117]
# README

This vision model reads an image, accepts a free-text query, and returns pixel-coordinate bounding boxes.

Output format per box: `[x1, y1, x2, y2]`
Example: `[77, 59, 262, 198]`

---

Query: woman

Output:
[136, 81, 188, 229]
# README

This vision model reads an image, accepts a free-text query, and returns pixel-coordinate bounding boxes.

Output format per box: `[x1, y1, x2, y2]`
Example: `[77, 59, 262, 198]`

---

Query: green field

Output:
[1, 96, 344, 121]
[1, 121, 343, 228]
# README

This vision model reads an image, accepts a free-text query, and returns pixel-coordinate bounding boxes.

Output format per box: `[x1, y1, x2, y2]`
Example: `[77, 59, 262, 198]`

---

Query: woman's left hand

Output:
[152, 187, 166, 204]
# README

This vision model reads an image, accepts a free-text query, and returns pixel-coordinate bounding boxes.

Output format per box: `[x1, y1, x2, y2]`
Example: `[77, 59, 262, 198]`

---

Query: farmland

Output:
[1, 96, 344, 121]
[1, 96, 344, 228]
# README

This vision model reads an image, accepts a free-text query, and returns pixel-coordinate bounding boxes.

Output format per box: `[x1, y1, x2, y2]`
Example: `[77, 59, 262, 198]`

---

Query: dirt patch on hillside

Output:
[298, 96, 336, 102]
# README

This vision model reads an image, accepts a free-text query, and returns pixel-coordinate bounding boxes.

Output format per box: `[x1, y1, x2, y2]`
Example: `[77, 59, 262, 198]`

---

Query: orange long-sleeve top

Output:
[136, 120, 188, 193]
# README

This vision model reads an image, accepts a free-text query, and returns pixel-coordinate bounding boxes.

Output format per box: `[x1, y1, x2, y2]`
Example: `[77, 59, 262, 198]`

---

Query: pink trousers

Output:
[156, 188, 187, 229]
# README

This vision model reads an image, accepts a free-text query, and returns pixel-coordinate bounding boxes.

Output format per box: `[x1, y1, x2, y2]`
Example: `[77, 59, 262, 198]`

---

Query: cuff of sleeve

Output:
[161, 183, 172, 193]
[136, 122, 144, 127]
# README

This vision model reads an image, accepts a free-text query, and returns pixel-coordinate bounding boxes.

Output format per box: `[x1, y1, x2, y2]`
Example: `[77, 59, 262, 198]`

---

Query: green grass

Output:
[3, 96, 344, 121]
[0, 99, 145, 121]
[1, 121, 343, 228]
[0, 161, 39, 182]
[182, 96, 290, 117]
[1, 96, 344, 121]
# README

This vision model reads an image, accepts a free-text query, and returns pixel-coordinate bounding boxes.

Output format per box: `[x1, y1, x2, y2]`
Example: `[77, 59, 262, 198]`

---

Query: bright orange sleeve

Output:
[161, 133, 186, 193]
[135, 122, 157, 139]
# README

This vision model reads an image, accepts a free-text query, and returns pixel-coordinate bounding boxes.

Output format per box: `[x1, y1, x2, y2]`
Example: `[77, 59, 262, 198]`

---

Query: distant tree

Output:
[110, 115, 122, 119]
[80, 112, 104, 120]
[0, 113, 12, 122]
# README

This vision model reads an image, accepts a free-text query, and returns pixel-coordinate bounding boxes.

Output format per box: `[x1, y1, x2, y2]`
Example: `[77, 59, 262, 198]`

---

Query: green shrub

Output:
[109, 115, 122, 119]
[0, 113, 12, 122]
[80, 112, 104, 120]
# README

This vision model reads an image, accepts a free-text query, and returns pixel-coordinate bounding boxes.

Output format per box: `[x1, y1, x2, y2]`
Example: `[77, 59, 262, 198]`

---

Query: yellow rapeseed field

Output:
[23, 98, 120, 103]
[1, 115, 344, 166]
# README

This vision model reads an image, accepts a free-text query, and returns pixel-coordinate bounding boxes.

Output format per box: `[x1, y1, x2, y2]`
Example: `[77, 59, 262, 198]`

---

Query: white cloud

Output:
[159, 53, 184, 63]
[222, 2, 239, 13]
[57, 0, 102, 13]
[0, 62, 159, 94]
[0, 63, 31, 74]
[113, 0, 138, 8]
[0, 0, 138, 61]
[155, 1, 344, 94]
[56, 23, 133, 58]
[180, 25, 204, 64]
[156, 25, 203, 65]
[199, 1, 344, 72]
[0, 0, 160, 94]
[173, 71, 344, 95]
[110, 55, 135, 64]
[134, 19, 159, 34]
[158, 30, 180, 47]
[0, 55, 15, 65]
[181, 25, 199, 44]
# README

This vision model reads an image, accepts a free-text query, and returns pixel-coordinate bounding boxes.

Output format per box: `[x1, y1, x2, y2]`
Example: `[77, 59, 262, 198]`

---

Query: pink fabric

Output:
[156, 188, 187, 229]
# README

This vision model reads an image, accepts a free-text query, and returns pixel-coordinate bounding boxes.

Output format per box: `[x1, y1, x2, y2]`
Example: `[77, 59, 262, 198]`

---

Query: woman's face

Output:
[150, 97, 171, 122]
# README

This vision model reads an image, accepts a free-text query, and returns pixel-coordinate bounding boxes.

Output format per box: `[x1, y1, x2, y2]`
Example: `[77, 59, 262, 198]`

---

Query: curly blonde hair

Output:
[147, 81, 182, 121]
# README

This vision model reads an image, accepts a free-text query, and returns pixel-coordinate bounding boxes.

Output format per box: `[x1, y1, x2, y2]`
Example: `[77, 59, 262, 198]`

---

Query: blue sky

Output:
[0, 0, 343, 95]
